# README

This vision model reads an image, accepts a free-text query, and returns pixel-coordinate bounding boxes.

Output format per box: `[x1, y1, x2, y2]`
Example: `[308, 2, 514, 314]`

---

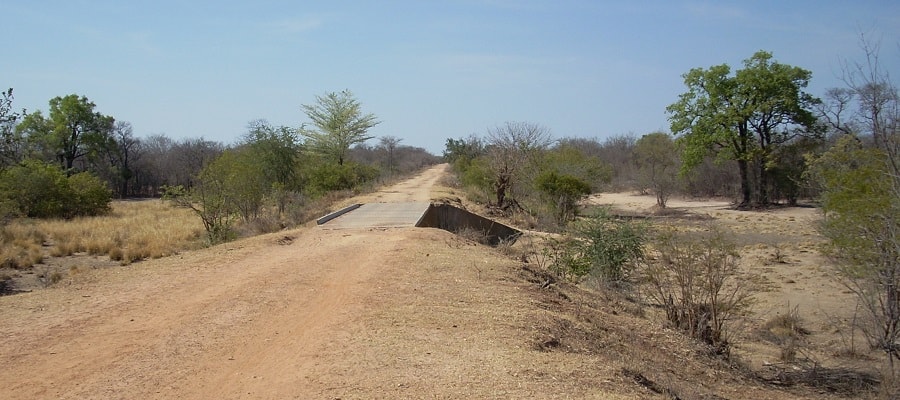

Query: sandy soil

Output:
[0, 166, 867, 399]
[588, 193, 865, 370]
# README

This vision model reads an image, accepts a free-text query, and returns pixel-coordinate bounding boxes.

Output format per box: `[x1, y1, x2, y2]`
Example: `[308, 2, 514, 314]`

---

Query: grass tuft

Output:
[1, 200, 204, 268]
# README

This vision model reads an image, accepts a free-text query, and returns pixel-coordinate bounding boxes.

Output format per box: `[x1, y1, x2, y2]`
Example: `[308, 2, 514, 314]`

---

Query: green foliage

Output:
[0, 160, 68, 218]
[17, 94, 115, 172]
[459, 157, 492, 192]
[301, 90, 379, 165]
[550, 209, 646, 284]
[447, 132, 614, 229]
[667, 51, 821, 207]
[67, 172, 113, 216]
[808, 135, 900, 361]
[193, 160, 240, 244]
[167, 147, 279, 244]
[0, 160, 111, 218]
[305, 161, 379, 196]
[1, 88, 25, 168]
[242, 120, 302, 190]
[443, 135, 485, 165]
[212, 150, 269, 222]
[539, 142, 612, 189]
[535, 171, 591, 225]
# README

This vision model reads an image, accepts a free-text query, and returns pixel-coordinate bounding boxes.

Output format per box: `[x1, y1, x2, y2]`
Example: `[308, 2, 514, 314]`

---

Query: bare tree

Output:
[0, 88, 26, 168]
[814, 32, 900, 385]
[486, 121, 552, 208]
[378, 135, 401, 178]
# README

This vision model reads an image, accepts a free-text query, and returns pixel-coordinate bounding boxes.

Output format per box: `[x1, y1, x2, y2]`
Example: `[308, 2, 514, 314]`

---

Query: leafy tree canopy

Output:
[301, 90, 379, 165]
[667, 51, 821, 207]
[17, 94, 115, 173]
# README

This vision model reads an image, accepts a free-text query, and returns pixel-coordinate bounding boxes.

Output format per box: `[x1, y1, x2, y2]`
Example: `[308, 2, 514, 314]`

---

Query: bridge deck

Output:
[317, 202, 431, 229]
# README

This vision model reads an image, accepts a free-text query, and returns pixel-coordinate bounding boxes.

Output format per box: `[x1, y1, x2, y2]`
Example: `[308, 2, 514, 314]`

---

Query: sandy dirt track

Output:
[1, 165, 850, 399]
[0, 165, 626, 399]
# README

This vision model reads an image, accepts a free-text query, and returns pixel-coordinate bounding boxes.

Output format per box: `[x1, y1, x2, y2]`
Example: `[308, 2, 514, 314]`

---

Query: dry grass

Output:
[760, 306, 811, 362]
[0, 222, 46, 269]
[2, 200, 204, 267]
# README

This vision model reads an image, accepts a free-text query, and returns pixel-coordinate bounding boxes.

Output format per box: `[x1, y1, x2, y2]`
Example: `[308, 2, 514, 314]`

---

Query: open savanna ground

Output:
[587, 193, 881, 393]
[0, 165, 884, 398]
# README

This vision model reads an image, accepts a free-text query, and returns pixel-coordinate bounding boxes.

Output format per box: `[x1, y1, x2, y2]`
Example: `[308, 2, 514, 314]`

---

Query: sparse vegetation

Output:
[3, 29, 897, 398]
[546, 209, 646, 284]
[762, 306, 811, 362]
[641, 227, 757, 356]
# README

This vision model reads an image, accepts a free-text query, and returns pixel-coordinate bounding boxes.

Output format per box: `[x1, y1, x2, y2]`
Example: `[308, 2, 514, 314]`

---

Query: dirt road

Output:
[0, 165, 610, 399]
[0, 165, 843, 399]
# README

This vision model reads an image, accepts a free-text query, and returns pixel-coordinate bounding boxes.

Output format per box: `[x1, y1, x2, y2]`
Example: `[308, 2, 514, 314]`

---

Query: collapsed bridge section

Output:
[317, 202, 520, 245]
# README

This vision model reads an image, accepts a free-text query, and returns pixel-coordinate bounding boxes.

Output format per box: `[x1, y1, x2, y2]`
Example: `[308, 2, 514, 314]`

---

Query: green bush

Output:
[550, 209, 646, 284]
[67, 172, 113, 216]
[305, 161, 379, 196]
[535, 171, 592, 225]
[0, 160, 111, 218]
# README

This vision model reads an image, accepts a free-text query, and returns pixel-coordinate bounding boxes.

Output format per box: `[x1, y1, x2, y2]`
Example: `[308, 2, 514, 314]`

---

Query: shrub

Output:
[0, 160, 111, 218]
[549, 209, 646, 284]
[67, 172, 112, 216]
[0, 160, 69, 218]
[641, 227, 756, 355]
[535, 171, 592, 225]
[305, 161, 379, 196]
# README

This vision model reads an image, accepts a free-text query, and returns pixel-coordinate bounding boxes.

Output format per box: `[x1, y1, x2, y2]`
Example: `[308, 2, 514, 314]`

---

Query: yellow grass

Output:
[1, 200, 205, 267]
[0, 222, 46, 268]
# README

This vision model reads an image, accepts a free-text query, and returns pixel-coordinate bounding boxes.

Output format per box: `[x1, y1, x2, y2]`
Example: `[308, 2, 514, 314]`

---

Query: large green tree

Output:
[667, 51, 821, 207]
[243, 119, 302, 189]
[301, 90, 379, 166]
[18, 94, 115, 173]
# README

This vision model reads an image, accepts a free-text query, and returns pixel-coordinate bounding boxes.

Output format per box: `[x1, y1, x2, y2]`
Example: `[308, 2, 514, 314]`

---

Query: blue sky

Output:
[4, 1, 899, 154]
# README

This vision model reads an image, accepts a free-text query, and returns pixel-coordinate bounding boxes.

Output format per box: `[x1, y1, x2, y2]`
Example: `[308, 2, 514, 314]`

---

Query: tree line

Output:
[0, 89, 440, 230]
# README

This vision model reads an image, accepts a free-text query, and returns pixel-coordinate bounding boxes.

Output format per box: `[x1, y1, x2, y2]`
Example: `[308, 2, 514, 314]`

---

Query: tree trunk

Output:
[758, 157, 769, 207]
[738, 159, 751, 207]
[495, 175, 508, 207]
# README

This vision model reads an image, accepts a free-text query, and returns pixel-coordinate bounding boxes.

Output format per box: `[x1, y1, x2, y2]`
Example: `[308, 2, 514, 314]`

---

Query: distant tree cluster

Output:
[0, 89, 439, 238]
[444, 121, 612, 230]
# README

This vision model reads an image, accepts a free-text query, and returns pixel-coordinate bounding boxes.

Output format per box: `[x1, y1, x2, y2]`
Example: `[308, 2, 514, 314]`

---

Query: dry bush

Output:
[455, 227, 491, 245]
[437, 173, 461, 188]
[49, 238, 77, 257]
[641, 226, 757, 356]
[236, 212, 285, 237]
[0, 242, 43, 269]
[761, 305, 810, 362]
